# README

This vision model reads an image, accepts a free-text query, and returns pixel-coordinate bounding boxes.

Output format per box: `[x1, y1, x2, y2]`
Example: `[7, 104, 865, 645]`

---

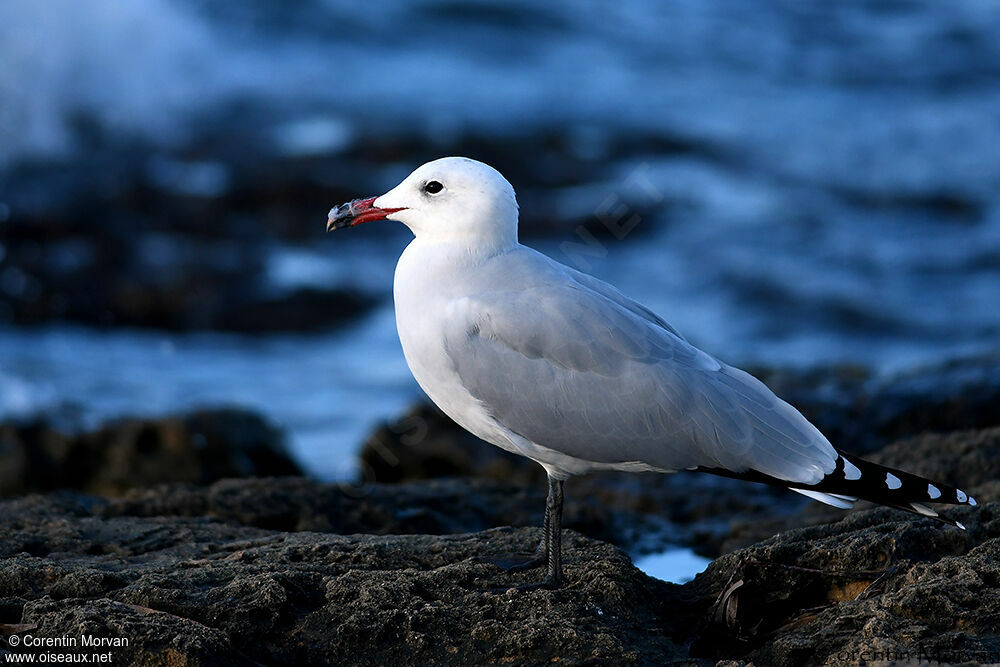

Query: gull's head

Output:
[327, 157, 518, 248]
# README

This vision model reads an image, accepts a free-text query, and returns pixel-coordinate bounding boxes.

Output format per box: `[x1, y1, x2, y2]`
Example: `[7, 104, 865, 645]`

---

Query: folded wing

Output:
[442, 260, 838, 484]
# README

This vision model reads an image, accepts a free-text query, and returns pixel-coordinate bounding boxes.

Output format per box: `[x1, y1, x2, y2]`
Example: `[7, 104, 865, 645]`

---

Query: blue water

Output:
[633, 548, 713, 584]
[0, 315, 414, 481]
[3, 0, 1000, 479]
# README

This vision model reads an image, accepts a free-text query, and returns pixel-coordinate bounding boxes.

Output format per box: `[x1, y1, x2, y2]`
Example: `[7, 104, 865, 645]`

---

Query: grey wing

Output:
[561, 263, 688, 341]
[442, 279, 837, 484]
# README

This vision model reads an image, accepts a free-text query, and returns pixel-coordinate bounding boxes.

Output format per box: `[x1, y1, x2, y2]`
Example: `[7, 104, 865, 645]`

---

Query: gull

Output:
[327, 157, 977, 589]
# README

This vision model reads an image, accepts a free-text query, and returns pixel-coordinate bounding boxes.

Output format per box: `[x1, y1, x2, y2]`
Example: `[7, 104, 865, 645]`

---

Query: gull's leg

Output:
[541, 475, 564, 588]
[483, 475, 566, 590]
[507, 475, 564, 590]
[477, 477, 552, 572]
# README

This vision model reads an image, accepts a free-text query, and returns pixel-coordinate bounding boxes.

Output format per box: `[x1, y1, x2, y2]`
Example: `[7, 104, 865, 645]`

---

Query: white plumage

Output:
[328, 156, 976, 588]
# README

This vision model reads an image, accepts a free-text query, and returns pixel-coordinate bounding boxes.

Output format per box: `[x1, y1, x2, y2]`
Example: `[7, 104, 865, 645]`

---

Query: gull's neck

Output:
[408, 229, 519, 267]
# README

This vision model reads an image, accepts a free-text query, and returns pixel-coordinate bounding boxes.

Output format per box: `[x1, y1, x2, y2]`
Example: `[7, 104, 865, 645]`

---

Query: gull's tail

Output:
[698, 450, 977, 529]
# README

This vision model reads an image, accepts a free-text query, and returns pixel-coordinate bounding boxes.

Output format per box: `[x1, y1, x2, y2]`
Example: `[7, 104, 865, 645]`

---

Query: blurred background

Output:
[2, 0, 999, 482]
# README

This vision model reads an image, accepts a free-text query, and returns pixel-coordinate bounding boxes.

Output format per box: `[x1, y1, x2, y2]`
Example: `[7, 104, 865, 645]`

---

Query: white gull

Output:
[327, 157, 976, 589]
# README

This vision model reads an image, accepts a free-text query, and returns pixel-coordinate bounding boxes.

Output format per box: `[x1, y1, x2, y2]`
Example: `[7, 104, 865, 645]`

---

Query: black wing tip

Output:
[695, 450, 977, 529]
[832, 451, 977, 509]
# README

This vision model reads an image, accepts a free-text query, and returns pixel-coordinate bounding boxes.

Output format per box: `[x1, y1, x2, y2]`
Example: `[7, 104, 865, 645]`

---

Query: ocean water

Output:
[4, 0, 1000, 172]
[0, 312, 414, 481]
[633, 548, 713, 584]
[2, 0, 1000, 479]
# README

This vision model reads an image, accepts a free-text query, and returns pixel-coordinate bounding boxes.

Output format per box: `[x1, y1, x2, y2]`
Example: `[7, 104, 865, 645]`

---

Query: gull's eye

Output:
[423, 180, 444, 195]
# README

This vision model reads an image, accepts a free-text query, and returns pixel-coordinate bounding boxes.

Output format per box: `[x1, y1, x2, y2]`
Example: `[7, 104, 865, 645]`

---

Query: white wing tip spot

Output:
[956, 489, 968, 503]
[927, 483, 942, 500]
[969, 496, 977, 506]
[956, 521, 966, 530]
[909, 502, 938, 517]
[885, 472, 902, 490]
[842, 457, 862, 481]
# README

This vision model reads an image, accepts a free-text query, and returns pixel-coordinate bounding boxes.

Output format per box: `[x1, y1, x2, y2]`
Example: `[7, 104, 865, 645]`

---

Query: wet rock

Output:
[105, 476, 542, 537]
[0, 408, 302, 497]
[686, 504, 1000, 665]
[20, 598, 242, 666]
[102, 475, 677, 555]
[0, 225, 374, 332]
[758, 353, 1000, 455]
[360, 403, 542, 485]
[1, 471, 998, 664]
[0, 490, 690, 665]
[867, 427, 1000, 491]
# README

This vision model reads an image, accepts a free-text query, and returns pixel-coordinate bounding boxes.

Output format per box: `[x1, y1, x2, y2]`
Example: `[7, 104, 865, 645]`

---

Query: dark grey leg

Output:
[543, 475, 564, 588]
[500, 475, 565, 590]
[538, 488, 552, 557]
[479, 474, 566, 589]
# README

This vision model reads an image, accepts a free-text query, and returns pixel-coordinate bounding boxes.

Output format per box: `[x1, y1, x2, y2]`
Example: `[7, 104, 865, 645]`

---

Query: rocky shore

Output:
[0, 408, 303, 497]
[6, 2, 1000, 662]
[0, 448, 997, 665]
[2, 361, 999, 664]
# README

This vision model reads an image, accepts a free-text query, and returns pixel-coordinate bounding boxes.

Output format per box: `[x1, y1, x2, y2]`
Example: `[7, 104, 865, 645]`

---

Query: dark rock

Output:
[0, 491, 691, 665]
[360, 403, 542, 485]
[105, 476, 543, 537]
[1, 463, 998, 664]
[868, 427, 1000, 490]
[757, 353, 1000, 455]
[21, 598, 244, 666]
[102, 476, 675, 555]
[0, 225, 374, 332]
[686, 506, 1000, 665]
[0, 408, 302, 497]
